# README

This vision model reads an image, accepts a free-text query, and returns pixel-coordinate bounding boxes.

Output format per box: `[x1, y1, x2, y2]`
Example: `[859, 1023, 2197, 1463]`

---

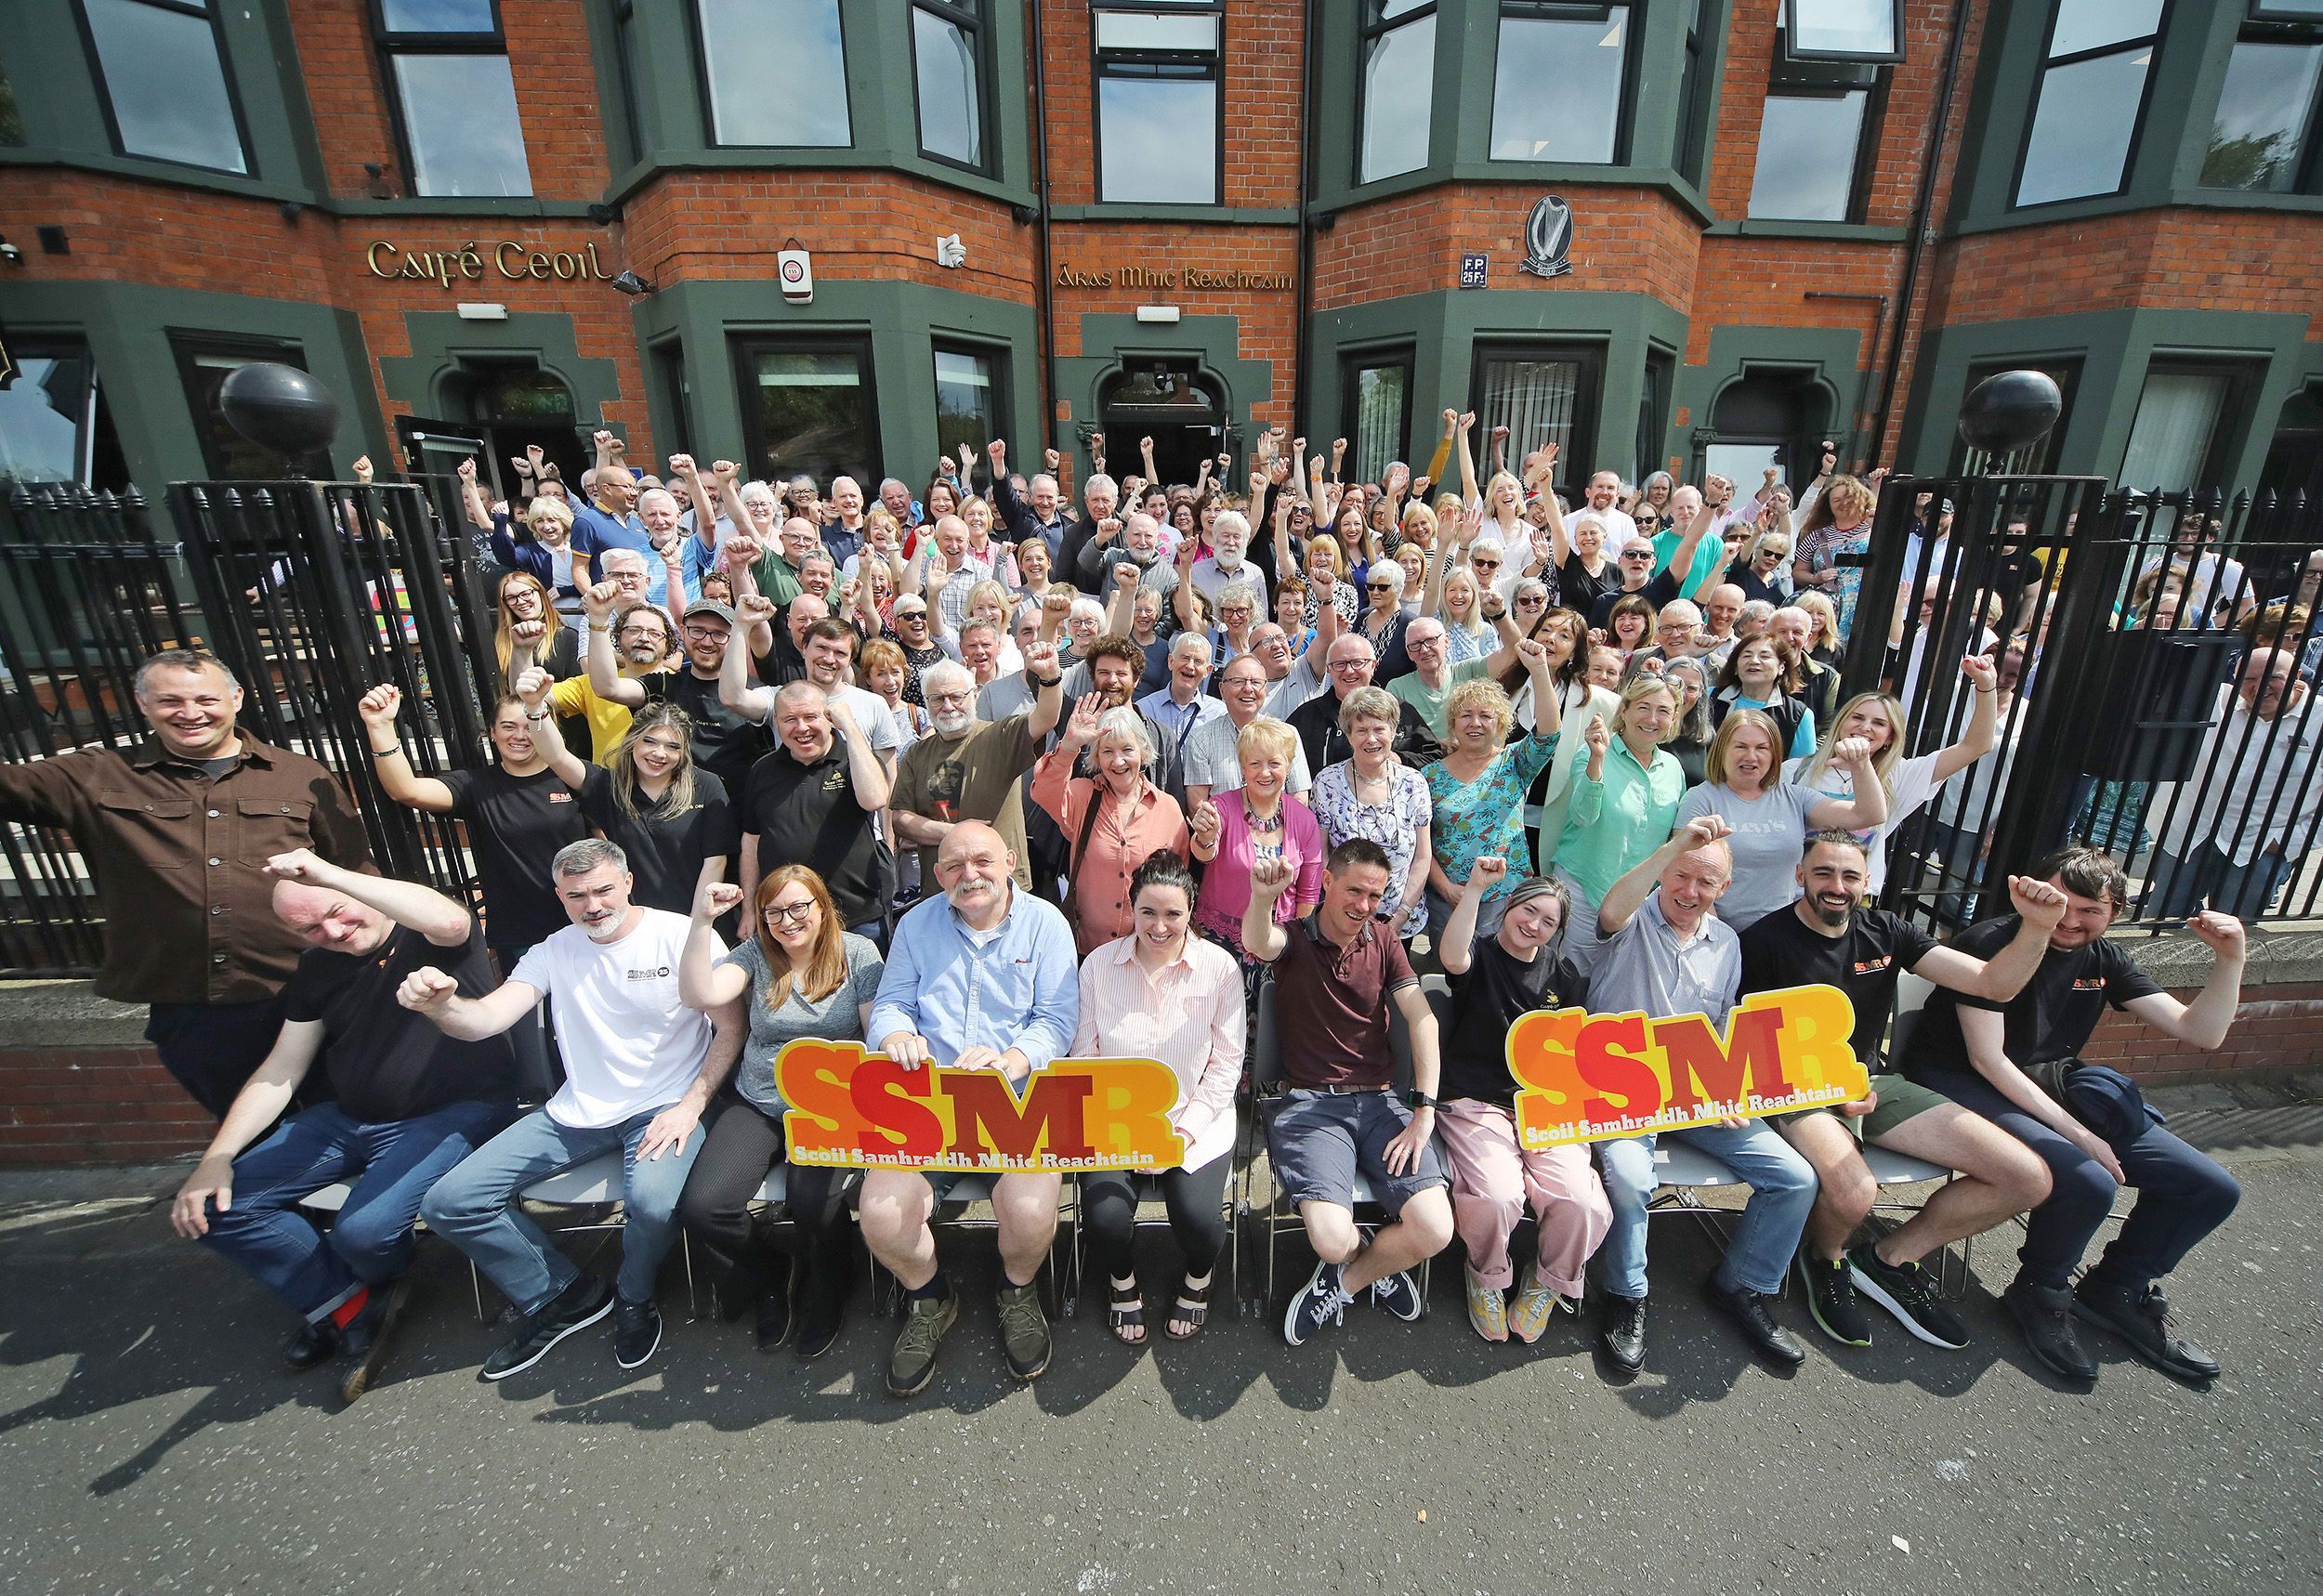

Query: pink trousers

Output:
[1436, 1100, 1612, 1295]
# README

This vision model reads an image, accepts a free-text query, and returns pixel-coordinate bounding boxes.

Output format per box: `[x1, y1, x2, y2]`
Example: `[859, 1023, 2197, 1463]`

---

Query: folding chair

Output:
[1234, 974, 1433, 1320]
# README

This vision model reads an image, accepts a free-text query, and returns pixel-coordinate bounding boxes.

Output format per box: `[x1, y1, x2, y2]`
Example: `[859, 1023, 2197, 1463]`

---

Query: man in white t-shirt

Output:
[413, 839, 742, 1381]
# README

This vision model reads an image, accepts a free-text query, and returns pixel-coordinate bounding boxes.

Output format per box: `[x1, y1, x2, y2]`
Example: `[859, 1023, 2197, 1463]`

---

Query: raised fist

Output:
[358, 684, 401, 729]
[696, 879, 744, 920]
[396, 967, 458, 1014]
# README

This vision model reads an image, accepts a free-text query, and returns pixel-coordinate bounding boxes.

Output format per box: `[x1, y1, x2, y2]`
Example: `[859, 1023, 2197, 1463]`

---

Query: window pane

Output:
[700, 0, 850, 147]
[2050, 0, 2162, 58]
[913, 7, 981, 166]
[0, 355, 95, 487]
[85, 0, 246, 173]
[743, 347, 873, 487]
[1706, 442, 1785, 494]
[381, 0, 497, 31]
[1490, 9, 1628, 164]
[393, 55, 532, 196]
[1359, 13, 1434, 182]
[1749, 91, 1868, 220]
[1349, 362, 1409, 485]
[2204, 40, 2323, 192]
[1378, 0, 1430, 18]
[2120, 372, 2231, 493]
[2016, 48, 2150, 204]
[1094, 12, 1218, 51]
[1098, 76, 1218, 203]
[1790, 0, 1895, 57]
[1478, 356, 1584, 464]
[934, 349, 1000, 460]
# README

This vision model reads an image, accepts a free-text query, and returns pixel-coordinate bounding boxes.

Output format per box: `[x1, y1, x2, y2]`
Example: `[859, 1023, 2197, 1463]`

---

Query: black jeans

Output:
[676, 1094, 850, 1297]
[1082, 1159, 1232, 1284]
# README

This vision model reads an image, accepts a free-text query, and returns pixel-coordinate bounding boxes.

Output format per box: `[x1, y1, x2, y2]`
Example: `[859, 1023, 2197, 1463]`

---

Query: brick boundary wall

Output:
[3, 981, 2317, 1168]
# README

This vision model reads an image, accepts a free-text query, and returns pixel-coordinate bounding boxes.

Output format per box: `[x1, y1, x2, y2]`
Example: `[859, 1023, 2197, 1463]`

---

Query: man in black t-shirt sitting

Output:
[170, 850, 518, 1404]
[1739, 832, 2065, 1354]
[1899, 847, 2249, 1385]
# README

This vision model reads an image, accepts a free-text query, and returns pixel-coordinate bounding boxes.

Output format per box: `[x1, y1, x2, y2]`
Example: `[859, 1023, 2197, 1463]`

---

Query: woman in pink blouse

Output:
[1074, 853, 1246, 1345]
[1188, 716, 1324, 962]
[1031, 696, 1191, 956]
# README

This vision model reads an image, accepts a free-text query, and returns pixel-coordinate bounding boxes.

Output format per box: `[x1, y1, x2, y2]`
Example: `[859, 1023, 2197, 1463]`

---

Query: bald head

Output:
[271, 877, 391, 955]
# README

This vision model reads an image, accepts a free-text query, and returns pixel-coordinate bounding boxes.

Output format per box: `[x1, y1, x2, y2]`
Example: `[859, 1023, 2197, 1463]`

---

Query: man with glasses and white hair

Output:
[412, 838, 744, 1380]
[1185, 652, 1315, 811]
[892, 652, 1067, 896]
[1286, 634, 1437, 777]
[1388, 617, 1522, 743]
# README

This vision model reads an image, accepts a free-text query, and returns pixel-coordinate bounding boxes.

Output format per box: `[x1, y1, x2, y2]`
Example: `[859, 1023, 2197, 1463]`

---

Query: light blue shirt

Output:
[867, 887, 1080, 1071]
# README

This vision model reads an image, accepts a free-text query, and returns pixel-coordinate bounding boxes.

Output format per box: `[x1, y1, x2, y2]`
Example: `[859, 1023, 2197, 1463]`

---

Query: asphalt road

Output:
[0, 1135, 2316, 1594]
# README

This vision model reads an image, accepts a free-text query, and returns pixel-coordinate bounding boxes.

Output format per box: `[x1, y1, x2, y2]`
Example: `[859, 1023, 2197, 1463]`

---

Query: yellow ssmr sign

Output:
[772, 1040, 1187, 1173]
[1507, 983, 1870, 1148]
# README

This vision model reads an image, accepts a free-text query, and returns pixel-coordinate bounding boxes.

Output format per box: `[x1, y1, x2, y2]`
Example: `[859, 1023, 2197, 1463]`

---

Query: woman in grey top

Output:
[1673, 710, 1885, 931]
[676, 868, 884, 1357]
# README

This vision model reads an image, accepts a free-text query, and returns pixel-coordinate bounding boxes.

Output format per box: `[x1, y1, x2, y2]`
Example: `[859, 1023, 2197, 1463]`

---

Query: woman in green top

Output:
[1552, 674, 1686, 975]
[1422, 641, 1564, 936]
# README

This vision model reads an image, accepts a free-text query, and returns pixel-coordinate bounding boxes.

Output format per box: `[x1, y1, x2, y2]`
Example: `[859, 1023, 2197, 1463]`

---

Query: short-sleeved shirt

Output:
[893, 713, 1042, 889]
[1738, 905, 1938, 1070]
[1426, 735, 1559, 908]
[1182, 712, 1313, 798]
[641, 669, 770, 798]
[511, 909, 715, 1129]
[1783, 751, 1944, 896]
[282, 922, 517, 1120]
[1590, 892, 1741, 1027]
[1387, 657, 1496, 741]
[438, 765, 592, 950]
[1902, 915, 2162, 1079]
[1272, 912, 1419, 1090]
[578, 765, 739, 916]
[716, 932, 885, 1113]
[741, 735, 895, 927]
[1675, 780, 1822, 932]
[1307, 761, 1433, 922]
[1442, 935, 1585, 1106]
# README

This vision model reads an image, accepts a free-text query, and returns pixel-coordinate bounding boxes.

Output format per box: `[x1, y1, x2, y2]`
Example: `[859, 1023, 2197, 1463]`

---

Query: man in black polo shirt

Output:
[1899, 846, 2249, 1384]
[170, 850, 518, 1404]
[1739, 831, 2065, 1352]
[1243, 839, 1452, 1348]
[740, 683, 895, 940]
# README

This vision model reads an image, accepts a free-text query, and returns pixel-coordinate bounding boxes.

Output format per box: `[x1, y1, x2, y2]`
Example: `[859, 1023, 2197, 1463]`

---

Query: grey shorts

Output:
[1774, 1072, 1955, 1145]
[1263, 1090, 1447, 1217]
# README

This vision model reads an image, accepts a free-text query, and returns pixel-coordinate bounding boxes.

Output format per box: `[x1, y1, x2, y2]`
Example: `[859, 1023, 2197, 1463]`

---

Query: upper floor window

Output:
[1749, 11, 1892, 221]
[1779, 0, 1903, 63]
[2014, 0, 2166, 207]
[2204, 3, 2323, 193]
[1358, 1, 1436, 185]
[79, 0, 248, 174]
[1490, 4, 1631, 165]
[912, 0, 988, 171]
[1093, 3, 1221, 204]
[375, 0, 532, 197]
[698, 0, 851, 149]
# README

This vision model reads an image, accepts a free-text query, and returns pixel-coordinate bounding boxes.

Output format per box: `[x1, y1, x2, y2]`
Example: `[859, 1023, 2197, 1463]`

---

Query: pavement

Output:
[1, 1073, 2318, 1595]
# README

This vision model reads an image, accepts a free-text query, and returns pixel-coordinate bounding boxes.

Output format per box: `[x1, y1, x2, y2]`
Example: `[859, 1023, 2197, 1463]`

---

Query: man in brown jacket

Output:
[0, 648, 373, 1113]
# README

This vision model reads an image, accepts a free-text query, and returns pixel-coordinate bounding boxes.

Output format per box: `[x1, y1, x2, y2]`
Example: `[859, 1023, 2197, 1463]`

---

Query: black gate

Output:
[1847, 476, 2323, 928]
[0, 478, 501, 975]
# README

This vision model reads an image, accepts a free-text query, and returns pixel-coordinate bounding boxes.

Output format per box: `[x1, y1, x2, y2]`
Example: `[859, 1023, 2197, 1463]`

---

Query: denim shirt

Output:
[867, 887, 1080, 1070]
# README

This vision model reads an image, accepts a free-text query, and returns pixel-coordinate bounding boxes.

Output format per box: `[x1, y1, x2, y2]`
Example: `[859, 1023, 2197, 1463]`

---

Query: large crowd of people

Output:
[5, 413, 2300, 1405]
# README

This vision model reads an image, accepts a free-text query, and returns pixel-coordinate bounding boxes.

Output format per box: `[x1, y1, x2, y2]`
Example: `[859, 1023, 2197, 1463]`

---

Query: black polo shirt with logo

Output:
[740, 733, 893, 927]
[1739, 904, 1939, 1070]
[1900, 914, 2162, 1077]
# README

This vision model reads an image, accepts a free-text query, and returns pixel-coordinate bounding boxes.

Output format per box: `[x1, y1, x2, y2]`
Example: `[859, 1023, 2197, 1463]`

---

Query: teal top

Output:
[1554, 736, 1687, 906]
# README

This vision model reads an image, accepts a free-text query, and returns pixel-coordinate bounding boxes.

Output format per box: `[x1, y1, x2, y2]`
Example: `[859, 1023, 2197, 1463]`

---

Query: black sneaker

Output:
[1370, 1270, 1424, 1323]
[1598, 1292, 1647, 1372]
[1847, 1242, 1970, 1350]
[480, 1274, 615, 1381]
[1708, 1280, 1806, 1367]
[613, 1297, 663, 1370]
[1282, 1260, 1353, 1347]
[1794, 1251, 1872, 1348]
[2004, 1275, 2096, 1383]
[282, 1316, 341, 1371]
[2074, 1278, 2221, 1382]
[336, 1277, 413, 1404]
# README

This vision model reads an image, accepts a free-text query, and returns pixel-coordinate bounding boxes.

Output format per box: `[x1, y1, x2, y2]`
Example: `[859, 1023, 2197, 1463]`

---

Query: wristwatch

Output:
[1407, 1090, 1437, 1110]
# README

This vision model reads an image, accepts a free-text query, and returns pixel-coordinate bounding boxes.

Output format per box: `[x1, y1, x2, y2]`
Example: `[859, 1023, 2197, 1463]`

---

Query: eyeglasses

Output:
[762, 901, 816, 926]
[1367, 582, 1397, 593]
[926, 689, 973, 706]
[1516, 595, 1548, 607]
[1621, 551, 1655, 563]
[617, 623, 664, 639]
[1409, 633, 1445, 648]
[895, 608, 927, 621]
[1329, 658, 1371, 673]
[682, 625, 727, 642]
[1471, 558, 1501, 570]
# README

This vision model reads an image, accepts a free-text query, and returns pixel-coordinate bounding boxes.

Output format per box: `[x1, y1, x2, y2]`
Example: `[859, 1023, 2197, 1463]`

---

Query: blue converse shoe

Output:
[1283, 1260, 1353, 1347]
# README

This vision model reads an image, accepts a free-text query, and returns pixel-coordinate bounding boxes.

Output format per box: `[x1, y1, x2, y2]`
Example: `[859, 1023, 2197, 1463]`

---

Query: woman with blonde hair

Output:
[1551, 674, 1686, 973]
[1189, 717, 1324, 962]
[478, 487, 591, 621]
[1676, 709, 1885, 930]
[1423, 646, 1565, 934]
[677, 867, 884, 1357]
[1795, 588, 1844, 669]
[492, 570, 579, 685]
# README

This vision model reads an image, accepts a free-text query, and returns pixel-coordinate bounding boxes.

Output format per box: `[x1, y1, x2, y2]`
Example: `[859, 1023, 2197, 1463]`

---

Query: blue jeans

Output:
[2146, 842, 2290, 922]
[420, 1104, 702, 1312]
[202, 1098, 516, 1319]
[1594, 1121, 1818, 1299]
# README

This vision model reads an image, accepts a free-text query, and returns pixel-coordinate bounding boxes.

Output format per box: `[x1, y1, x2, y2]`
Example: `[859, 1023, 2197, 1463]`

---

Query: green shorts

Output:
[1771, 1073, 1955, 1145]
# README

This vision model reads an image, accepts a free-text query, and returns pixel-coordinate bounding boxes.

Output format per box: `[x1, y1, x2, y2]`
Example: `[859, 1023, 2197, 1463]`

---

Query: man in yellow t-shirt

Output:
[551, 594, 676, 762]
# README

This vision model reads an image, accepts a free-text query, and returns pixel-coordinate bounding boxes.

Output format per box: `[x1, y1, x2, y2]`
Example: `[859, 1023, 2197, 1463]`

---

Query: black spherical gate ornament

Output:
[218, 361, 342, 465]
[1957, 369, 2063, 458]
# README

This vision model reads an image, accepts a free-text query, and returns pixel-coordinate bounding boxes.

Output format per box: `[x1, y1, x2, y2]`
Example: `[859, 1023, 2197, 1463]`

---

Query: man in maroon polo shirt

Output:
[1244, 838, 1453, 1347]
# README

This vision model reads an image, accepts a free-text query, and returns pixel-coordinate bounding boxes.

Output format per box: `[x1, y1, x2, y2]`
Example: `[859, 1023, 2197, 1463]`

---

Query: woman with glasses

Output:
[1736, 528, 1795, 608]
[1214, 582, 1262, 664]
[676, 869, 882, 1358]
[492, 570, 581, 687]
[876, 596, 949, 708]
[1358, 560, 1410, 663]
[1551, 675, 1685, 974]
[1308, 686, 1434, 939]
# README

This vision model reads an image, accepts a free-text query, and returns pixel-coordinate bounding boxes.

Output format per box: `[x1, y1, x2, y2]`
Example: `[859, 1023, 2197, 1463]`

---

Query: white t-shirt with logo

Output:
[512, 909, 718, 1129]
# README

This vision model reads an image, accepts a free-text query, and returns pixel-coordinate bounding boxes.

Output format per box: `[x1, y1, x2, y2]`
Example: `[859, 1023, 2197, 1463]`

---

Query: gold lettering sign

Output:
[1054, 262, 1292, 292]
[363, 240, 611, 291]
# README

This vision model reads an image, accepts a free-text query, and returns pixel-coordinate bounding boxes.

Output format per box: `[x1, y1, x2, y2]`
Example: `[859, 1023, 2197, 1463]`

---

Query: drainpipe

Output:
[1292, 0, 1320, 439]
[1874, 0, 1974, 463]
[1030, 0, 1058, 456]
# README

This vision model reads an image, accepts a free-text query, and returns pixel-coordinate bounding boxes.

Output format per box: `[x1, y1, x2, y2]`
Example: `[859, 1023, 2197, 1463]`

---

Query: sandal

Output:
[1107, 1276, 1147, 1346]
[1165, 1274, 1213, 1341]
